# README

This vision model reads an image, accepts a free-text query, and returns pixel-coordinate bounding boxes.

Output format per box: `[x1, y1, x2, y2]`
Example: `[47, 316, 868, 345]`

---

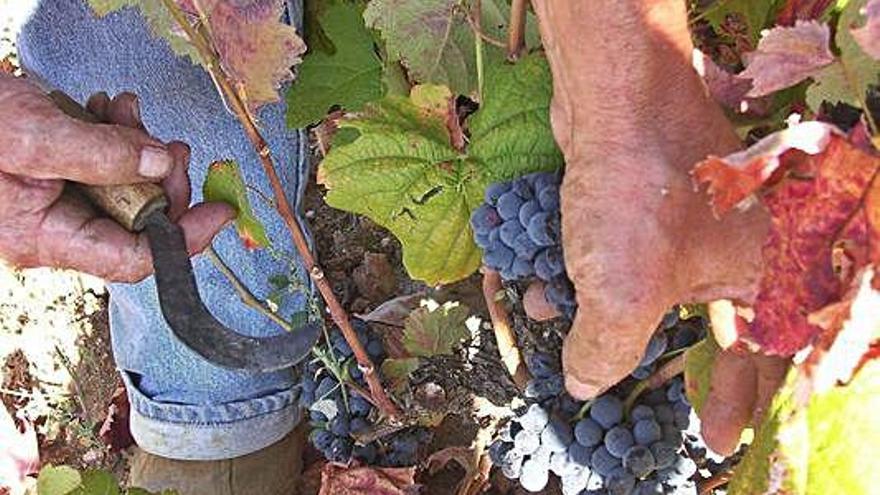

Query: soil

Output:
[0, 267, 128, 482]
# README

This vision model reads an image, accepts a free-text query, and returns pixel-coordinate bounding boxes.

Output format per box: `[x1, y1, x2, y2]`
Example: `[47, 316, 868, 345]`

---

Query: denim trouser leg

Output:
[17, 0, 311, 460]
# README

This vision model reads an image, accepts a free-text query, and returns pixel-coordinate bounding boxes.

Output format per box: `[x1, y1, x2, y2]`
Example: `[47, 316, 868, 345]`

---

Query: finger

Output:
[1, 85, 174, 184]
[31, 194, 234, 282]
[751, 354, 789, 424]
[523, 281, 560, 321]
[563, 303, 661, 399]
[107, 92, 145, 130]
[161, 142, 192, 222]
[86, 92, 110, 120]
[699, 349, 757, 455]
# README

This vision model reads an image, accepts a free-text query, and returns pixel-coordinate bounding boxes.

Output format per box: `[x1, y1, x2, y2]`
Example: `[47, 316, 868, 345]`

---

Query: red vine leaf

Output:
[178, 0, 306, 109]
[748, 136, 880, 355]
[776, 0, 836, 25]
[737, 20, 835, 97]
[852, 0, 880, 60]
[693, 121, 840, 215]
[319, 463, 417, 495]
[805, 266, 880, 393]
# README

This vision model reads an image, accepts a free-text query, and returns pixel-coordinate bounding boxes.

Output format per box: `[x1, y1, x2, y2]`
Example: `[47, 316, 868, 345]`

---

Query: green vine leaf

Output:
[806, 0, 880, 112]
[683, 333, 719, 414]
[403, 301, 472, 357]
[203, 160, 271, 250]
[469, 54, 562, 182]
[319, 54, 561, 284]
[702, 0, 782, 44]
[37, 465, 82, 495]
[363, 0, 538, 96]
[730, 358, 880, 494]
[286, 2, 384, 128]
[74, 470, 120, 495]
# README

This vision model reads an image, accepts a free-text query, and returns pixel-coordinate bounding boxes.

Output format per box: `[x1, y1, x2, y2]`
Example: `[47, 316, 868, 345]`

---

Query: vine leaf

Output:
[737, 20, 835, 97]
[683, 334, 720, 414]
[319, 54, 560, 284]
[286, 2, 383, 128]
[88, 0, 305, 109]
[319, 463, 417, 495]
[402, 301, 472, 357]
[203, 160, 271, 250]
[852, 0, 880, 60]
[693, 121, 839, 215]
[729, 270, 880, 494]
[698, 125, 880, 355]
[36, 466, 82, 495]
[806, 0, 880, 111]
[363, 0, 538, 96]
[702, 0, 781, 44]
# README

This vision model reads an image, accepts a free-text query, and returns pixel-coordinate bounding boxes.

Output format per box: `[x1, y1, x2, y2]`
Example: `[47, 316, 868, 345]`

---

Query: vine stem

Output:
[506, 0, 528, 60]
[481, 268, 530, 389]
[204, 246, 294, 333]
[159, 0, 401, 418]
[623, 353, 687, 417]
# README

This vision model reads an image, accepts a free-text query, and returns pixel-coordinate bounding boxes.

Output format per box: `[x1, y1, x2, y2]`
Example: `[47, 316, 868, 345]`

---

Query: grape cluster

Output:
[491, 315, 720, 494]
[471, 172, 577, 318]
[300, 321, 431, 466]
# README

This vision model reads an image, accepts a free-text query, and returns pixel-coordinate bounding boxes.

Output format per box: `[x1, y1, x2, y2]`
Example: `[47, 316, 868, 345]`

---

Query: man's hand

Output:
[0, 76, 234, 281]
[531, 0, 781, 454]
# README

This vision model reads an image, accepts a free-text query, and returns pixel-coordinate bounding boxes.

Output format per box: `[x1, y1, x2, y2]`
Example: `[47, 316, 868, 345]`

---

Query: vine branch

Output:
[507, 0, 528, 60]
[159, 0, 401, 418]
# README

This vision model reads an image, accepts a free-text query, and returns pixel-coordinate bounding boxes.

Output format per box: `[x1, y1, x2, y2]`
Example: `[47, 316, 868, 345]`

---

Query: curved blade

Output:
[144, 212, 320, 372]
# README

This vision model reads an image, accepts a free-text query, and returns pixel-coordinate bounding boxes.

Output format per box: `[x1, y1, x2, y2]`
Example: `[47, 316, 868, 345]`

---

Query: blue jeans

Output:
[18, 0, 311, 460]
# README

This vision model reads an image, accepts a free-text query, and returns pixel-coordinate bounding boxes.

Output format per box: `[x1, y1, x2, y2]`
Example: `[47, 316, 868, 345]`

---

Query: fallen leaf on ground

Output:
[319, 464, 417, 495]
[737, 20, 835, 97]
[357, 293, 425, 328]
[96, 387, 134, 453]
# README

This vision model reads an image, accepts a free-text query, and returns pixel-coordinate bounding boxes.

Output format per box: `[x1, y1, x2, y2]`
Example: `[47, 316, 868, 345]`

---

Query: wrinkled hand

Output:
[531, 0, 781, 453]
[0, 75, 234, 281]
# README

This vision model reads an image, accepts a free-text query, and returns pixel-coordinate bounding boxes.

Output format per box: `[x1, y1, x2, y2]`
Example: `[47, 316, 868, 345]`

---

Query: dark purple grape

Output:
[527, 212, 555, 246]
[484, 242, 515, 271]
[574, 418, 604, 447]
[623, 445, 656, 477]
[541, 417, 574, 453]
[485, 182, 511, 204]
[591, 445, 621, 477]
[497, 191, 525, 220]
[633, 419, 662, 446]
[511, 232, 541, 259]
[518, 200, 542, 228]
[537, 184, 560, 211]
[605, 426, 634, 458]
[500, 219, 525, 247]
[526, 352, 556, 378]
[590, 395, 623, 429]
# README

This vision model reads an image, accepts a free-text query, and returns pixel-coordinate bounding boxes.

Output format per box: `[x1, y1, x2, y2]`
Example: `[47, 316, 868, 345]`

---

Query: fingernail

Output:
[139, 146, 173, 179]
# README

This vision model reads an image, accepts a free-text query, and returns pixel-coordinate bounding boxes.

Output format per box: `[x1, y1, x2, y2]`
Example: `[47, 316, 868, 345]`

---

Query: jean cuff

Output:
[120, 371, 302, 461]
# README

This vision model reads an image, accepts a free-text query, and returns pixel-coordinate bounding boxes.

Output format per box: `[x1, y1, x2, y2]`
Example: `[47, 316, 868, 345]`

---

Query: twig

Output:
[53, 345, 88, 417]
[159, 0, 402, 418]
[481, 268, 530, 389]
[465, 7, 506, 49]
[623, 353, 687, 417]
[506, 0, 528, 60]
[204, 246, 294, 332]
[699, 470, 733, 494]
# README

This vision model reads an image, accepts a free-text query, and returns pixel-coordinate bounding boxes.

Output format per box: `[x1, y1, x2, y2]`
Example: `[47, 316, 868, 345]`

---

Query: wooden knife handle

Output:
[50, 91, 168, 232]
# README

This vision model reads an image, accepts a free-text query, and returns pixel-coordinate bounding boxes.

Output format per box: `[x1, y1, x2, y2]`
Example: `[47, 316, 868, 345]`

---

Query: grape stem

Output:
[698, 469, 733, 494]
[623, 353, 687, 418]
[481, 268, 531, 389]
[204, 247, 294, 333]
[158, 0, 402, 419]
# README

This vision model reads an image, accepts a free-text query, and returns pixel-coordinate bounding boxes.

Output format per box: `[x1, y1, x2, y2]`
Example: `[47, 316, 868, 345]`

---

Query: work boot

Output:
[128, 423, 306, 495]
